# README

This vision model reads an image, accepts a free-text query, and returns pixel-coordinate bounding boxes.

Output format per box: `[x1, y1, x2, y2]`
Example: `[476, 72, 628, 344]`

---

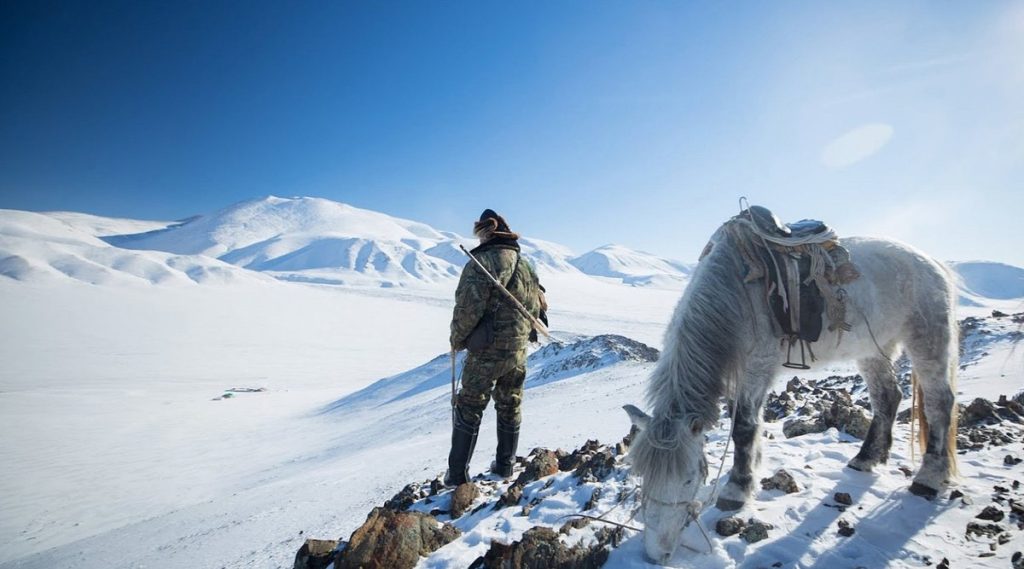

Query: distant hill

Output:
[3, 196, 1022, 302]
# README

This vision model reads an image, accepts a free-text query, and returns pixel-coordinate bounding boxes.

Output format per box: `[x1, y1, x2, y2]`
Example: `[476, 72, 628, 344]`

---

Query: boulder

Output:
[335, 507, 460, 569]
[760, 469, 800, 494]
[450, 482, 479, 518]
[294, 539, 338, 569]
[469, 525, 618, 569]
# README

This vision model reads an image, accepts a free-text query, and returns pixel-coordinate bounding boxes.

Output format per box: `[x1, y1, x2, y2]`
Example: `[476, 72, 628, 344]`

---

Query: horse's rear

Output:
[824, 237, 958, 496]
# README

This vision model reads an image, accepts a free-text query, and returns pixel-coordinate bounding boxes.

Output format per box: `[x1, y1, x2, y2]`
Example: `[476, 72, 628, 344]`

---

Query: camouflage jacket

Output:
[450, 240, 543, 351]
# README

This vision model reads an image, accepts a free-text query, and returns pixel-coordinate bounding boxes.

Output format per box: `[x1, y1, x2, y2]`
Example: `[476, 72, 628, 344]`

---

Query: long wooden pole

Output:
[459, 244, 551, 339]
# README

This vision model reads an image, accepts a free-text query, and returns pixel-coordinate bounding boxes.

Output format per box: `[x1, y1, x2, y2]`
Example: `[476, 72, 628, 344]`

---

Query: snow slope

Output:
[0, 209, 271, 286]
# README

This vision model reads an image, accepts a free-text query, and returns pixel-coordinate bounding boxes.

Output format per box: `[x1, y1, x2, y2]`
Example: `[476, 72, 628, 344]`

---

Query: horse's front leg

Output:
[715, 392, 766, 511]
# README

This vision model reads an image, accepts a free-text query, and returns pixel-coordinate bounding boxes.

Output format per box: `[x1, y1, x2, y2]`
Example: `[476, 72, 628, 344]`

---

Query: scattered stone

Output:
[834, 492, 853, 506]
[558, 440, 601, 472]
[429, 478, 444, 496]
[1006, 455, 1022, 466]
[515, 449, 559, 486]
[740, 518, 772, 543]
[965, 521, 1007, 541]
[779, 387, 871, 439]
[715, 516, 745, 537]
[950, 489, 964, 501]
[470, 525, 617, 569]
[761, 469, 800, 494]
[584, 488, 602, 511]
[574, 448, 616, 483]
[497, 483, 524, 509]
[992, 310, 1008, 318]
[335, 507, 460, 569]
[450, 482, 479, 518]
[1012, 551, 1023, 569]
[837, 519, 855, 537]
[293, 539, 338, 569]
[559, 517, 590, 534]
[384, 483, 425, 512]
[936, 558, 950, 569]
[898, 465, 913, 478]
[977, 506, 1005, 522]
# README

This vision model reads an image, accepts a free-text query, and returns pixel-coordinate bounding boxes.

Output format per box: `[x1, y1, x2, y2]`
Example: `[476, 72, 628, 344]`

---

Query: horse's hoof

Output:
[908, 482, 938, 499]
[715, 497, 746, 511]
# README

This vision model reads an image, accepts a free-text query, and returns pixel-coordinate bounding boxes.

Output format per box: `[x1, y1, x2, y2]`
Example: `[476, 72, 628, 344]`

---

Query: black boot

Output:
[445, 407, 479, 487]
[490, 419, 520, 479]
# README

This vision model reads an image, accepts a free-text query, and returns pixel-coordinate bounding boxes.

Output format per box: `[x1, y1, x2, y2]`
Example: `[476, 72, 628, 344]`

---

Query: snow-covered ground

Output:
[1, 198, 1022, 569]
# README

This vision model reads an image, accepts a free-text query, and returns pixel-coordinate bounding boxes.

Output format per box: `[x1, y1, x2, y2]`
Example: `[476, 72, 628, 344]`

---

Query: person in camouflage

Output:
[445, 209, 545, 486]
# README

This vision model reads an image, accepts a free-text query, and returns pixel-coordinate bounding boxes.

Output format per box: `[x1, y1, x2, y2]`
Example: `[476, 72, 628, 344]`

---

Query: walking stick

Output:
[459, 245, 551, 339]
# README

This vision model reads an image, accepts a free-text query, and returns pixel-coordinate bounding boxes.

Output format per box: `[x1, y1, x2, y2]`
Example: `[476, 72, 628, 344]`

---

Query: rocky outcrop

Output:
[469, 525, 623, 569]
[334, 507, 460, 569]
[293, 539, 338, 569]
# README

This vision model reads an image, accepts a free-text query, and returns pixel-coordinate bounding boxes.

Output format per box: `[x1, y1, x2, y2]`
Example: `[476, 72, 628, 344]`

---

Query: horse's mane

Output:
[630, 226, 747, 489]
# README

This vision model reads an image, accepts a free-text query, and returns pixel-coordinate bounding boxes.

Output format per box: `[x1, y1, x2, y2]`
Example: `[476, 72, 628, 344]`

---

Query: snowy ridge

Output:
[4, 197, 1023, 298]
[324, 334, 660, 411]
[0, 209, 272, 286]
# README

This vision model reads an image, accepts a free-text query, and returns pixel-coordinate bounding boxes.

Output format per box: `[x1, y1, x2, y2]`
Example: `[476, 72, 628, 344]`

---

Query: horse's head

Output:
[624, 404, 709, 564]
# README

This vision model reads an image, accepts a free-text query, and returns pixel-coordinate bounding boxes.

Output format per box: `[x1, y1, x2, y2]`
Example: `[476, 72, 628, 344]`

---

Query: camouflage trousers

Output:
[455, 346, 527, 429]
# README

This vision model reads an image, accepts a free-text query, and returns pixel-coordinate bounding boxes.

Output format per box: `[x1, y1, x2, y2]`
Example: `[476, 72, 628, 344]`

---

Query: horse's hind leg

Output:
[716, 378, 771, 511]
[847, 350, 901, 472]
[905, 328, 956, 498]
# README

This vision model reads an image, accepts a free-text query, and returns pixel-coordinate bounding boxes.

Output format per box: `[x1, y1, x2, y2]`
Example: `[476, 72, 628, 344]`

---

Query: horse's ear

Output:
[623, 404, 651, 431]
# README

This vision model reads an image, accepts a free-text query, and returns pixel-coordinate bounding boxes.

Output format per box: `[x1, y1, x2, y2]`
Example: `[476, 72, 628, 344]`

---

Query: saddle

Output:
[728, 205, 860, 369]
[747, 205, 829, 239]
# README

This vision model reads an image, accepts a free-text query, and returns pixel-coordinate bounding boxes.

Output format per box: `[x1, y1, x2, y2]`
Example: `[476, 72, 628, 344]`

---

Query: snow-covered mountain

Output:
[0, 196, 695, 289]
[0, 209, 272, 286]
[950, 261, 1024, 302]
[2, 196, 1023, 301]
[570, 244, 694, 288]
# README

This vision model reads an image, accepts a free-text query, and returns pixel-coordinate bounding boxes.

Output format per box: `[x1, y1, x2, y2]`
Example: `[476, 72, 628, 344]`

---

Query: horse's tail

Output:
[946, 350, 959, 477]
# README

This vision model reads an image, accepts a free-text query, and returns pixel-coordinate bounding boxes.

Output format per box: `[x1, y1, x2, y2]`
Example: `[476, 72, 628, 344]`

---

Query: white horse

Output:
[624, 214, 958, 564]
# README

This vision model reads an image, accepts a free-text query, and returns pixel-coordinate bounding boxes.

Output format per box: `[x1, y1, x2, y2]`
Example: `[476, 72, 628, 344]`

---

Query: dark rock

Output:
[898, 465, 913, 478]
[516, 449, 560, 486]
[450, 482, 479, 518]
[715, 516, 745, 537]
[336, 507, 460, 569]
[497, 483, 524, 509]
[965, 521, 1007, 540]
[977, 506, 1005, 522]
[1006, 455, 1022, 466]
[559, 517, 590, 534]
[761, 469, 800, 494]
[574, 449, 616, 483]
[294, 539, 338, 569]
[584, 488, 602, 511]
[950, 489, 964, 501]
[837, 519, 855, 537]
[384, 482, 424, 512]
[472, 525, 616, 569]
[936, 558, 950, 569]
[1012, 551, 1023, 569]
[780, 388, 871, 439]
[429, 478, 444, 496]
[834, 492, 853, 506]
[993, 310, 1008, 318]
[558, 440, 601, 472]
[740, 518, 772, 543]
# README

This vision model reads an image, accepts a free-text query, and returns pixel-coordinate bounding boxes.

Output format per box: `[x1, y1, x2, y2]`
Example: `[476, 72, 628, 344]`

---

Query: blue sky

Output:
[2, 1, 1022, 264]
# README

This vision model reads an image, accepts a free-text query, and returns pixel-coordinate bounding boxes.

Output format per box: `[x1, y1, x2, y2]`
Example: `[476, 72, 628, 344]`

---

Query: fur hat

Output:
[473, 209, 519, 240]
